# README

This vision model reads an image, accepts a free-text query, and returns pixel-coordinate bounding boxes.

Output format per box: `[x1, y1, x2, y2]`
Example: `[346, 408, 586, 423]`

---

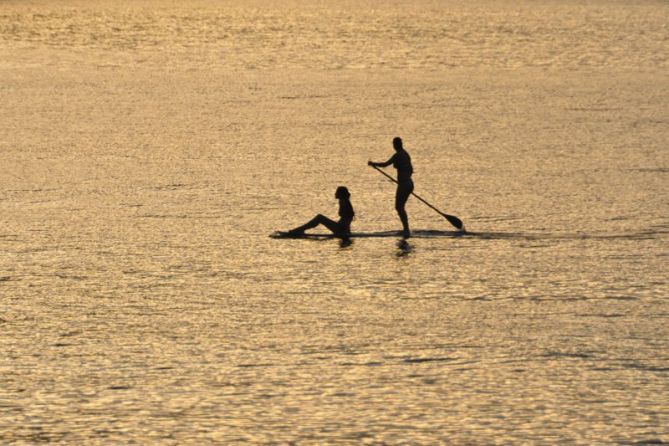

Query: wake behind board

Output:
[271, 229, 468, 239]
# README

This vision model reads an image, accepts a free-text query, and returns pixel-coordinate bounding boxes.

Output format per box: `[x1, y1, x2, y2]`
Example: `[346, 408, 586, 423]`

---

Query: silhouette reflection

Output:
[396, 238, 412, 257]
[339, 237, 353, 248]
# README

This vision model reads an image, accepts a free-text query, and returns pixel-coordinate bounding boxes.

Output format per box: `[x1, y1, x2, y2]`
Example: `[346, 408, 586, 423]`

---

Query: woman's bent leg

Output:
[319, 216, 343, 234]
[289, 214, 339, 234]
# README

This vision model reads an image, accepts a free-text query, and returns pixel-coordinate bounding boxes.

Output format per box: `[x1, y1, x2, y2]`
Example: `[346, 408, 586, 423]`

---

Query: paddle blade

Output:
[443, 214, 465, 231]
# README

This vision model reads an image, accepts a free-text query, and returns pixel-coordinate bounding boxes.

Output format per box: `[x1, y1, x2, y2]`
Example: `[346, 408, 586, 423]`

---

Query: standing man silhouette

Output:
[368, 137, 414, 238]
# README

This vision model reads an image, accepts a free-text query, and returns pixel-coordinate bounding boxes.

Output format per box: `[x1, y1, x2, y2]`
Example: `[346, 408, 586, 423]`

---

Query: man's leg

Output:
[396, 186, 412, 237]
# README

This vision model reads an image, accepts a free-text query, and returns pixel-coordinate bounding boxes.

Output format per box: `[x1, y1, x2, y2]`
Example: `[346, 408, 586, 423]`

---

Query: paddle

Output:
[370, 165, 465, 231]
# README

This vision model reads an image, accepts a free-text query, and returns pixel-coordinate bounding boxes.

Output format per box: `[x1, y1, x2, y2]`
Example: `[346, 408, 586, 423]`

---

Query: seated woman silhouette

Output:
[287, 186, 354, 237]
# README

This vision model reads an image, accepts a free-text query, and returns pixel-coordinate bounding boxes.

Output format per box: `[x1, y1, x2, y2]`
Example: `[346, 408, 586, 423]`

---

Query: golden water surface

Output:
[1, 0, 668, 444]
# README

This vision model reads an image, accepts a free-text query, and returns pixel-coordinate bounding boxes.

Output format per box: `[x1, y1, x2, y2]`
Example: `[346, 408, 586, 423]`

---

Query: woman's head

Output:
[335, 186, 350, 200]
[393, 137, 403, 151]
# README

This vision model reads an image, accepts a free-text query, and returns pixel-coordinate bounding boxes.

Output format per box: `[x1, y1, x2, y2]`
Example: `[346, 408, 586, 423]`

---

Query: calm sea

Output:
[1, 0, 668, 444]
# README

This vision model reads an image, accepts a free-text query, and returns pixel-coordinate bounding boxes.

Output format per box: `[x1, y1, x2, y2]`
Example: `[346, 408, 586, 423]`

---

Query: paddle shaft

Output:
[371, 165, 463, 229]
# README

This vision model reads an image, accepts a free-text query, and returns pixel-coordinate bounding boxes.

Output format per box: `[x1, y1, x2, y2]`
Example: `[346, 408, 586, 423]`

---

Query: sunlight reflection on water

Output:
[1, 0, 668, 444]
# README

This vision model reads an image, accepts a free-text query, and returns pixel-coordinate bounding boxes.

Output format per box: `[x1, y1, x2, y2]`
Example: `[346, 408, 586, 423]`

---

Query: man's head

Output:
[393, 137, 403, 151]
